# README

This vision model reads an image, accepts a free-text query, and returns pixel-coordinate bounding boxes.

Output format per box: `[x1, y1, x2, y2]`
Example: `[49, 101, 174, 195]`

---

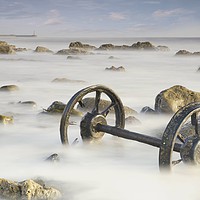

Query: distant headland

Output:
[0, 32, 37, 37]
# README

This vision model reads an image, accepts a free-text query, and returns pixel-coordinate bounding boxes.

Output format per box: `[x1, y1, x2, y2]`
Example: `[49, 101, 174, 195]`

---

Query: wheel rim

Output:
[159, 102, 200, 171]
[60, 85, 125, 145]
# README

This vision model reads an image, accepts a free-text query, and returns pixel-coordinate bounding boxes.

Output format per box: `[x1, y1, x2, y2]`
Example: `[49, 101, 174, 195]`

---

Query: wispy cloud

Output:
[109, 12, 126, 20]
[44, 10, 63, 25]
[153, 8, 194, 18]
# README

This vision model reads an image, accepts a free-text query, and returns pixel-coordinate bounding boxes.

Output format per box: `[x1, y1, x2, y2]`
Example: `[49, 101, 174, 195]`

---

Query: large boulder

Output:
[0, 178, 61, 200]
[155, 85, 200, 114]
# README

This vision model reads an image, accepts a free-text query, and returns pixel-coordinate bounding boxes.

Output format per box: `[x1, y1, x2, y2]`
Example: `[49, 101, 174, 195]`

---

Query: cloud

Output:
[109, 12, 126, 20]
[44, 9, 63, 25]
[153, 8, 194, 18]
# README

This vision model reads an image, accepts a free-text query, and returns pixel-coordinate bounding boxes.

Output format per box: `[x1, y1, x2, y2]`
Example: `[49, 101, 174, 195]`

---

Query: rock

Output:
[0, 45, 15, 54]
[45, 153, 60, 162]
[175, 50, 193, 56]
[155, 85, 200, 114]
[34, 46, 53, 53]
[51, 78, 85, 83]
[76, 97, 137, 117]
[97, 43, 115, 50]
[0, 178, 61, 200]
[105, 66, 125, 72]
[56, 48, 89, 55]
[14, 47, 27, 52]
[0, 84, 19, 91]
[131, 41, 156, 50]
[0, 114, 13, 124]
[193, 52, 200, 56]
[0, 40, 9, 46]
[67, 55, 81, 60]
[69, 41, 96, 50]
[156, 45, 170, 51]
[125, 116, 141, 125]
[140, 106, 156, 114]
[0, 41, 16, 54]
[44, 101, 82, 116]
[17, 101, 37, 108]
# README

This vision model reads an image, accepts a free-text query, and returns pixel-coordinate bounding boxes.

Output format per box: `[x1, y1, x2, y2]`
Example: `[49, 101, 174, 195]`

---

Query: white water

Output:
[0, 37, 200, 199]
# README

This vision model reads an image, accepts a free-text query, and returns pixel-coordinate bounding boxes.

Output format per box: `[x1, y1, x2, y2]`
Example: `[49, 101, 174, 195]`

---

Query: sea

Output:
[0, 36, 200, 199]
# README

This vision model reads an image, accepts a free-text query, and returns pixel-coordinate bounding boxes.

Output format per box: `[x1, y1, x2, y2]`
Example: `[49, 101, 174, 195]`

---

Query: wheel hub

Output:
[80, 112, 107, 141]
[180, 136, 200, 165]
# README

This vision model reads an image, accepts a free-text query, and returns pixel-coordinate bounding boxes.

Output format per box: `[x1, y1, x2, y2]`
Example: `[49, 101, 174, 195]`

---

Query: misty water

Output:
[0, 37, 200, 199]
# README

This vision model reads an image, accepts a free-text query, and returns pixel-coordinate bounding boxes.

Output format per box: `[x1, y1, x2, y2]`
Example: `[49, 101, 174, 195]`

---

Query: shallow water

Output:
[0, 37, 200, 199]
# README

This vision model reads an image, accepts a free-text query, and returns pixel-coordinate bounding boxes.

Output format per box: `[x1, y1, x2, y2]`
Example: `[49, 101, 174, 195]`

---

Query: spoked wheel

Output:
[60, 85, 125, 145]
[159, 102, 200, 171]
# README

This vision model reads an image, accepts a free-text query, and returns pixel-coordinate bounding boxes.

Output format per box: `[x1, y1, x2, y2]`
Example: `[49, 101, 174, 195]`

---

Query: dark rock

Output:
[175, 50, 193, 56]
[45, 153, 60, 162]
[131, 41, 156, 50]
[97, 43, 115, 50]
[69, 41, 96, 50]
[105, 66, 125, 72]
[67, 55, 81, 60]
[140, 106, 156, 114]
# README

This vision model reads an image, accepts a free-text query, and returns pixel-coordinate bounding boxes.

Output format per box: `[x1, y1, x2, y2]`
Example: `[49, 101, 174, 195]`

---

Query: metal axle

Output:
[95, 123, 182, 152]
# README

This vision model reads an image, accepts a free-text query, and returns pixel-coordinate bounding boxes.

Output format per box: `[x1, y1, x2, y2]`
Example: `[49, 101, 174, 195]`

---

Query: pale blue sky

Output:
[0, 0, 199, 37]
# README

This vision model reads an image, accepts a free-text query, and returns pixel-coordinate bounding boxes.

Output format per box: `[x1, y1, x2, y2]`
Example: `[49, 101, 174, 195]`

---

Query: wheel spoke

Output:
[191, 113, 199, 135]
[177, 133, 186, 143]
[78, 100, 85, 108]
[101, 102, 115, 116]
[92, 91, 101, 114]
[172, 159, 182, 166]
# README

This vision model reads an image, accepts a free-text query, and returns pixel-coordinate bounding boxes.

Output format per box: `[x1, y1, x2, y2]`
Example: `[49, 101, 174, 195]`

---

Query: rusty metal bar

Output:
[95, 124, 181, 152]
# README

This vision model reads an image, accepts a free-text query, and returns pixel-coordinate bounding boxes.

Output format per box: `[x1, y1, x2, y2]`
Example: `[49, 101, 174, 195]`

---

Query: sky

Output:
[0, 0, 200, 37]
